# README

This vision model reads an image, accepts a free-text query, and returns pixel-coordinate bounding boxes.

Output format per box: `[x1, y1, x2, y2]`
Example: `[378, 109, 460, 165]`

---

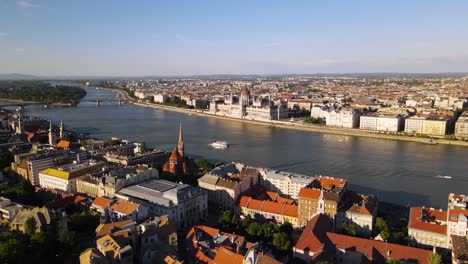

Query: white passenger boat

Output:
[434, 175, 452, 179]
[210, 141, 229, 149]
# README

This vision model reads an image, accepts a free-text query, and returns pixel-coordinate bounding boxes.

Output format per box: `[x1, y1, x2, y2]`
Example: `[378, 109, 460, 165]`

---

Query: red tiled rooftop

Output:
[408, 207, 447, 235]
[298, 188, 320, 199]
[327, 232, 431, 263]
[92, 197, 113, 208]
[318, 177, 346, 189]
[247, 199, 264, 211]
[261, 201, 284, 215]
[110, 199, 140, 215]
[283, 204, 298, 218]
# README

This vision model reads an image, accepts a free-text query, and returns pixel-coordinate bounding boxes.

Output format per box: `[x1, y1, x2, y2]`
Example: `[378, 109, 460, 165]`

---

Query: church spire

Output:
[59, 120, 64, 139]
[48, 120, 53, 145]
[177, 122, 184, 159]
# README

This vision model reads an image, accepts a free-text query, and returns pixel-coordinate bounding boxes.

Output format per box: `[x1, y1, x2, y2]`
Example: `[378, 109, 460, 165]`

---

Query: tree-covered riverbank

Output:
[0, 81, 86, 103]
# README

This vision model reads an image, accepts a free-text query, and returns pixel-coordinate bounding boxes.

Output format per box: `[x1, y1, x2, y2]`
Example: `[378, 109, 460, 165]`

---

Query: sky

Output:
[1, 0, 468, 76]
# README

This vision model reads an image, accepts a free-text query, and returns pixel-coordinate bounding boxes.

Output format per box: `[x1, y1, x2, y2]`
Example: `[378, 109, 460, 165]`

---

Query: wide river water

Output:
[3, 88, 467, 208]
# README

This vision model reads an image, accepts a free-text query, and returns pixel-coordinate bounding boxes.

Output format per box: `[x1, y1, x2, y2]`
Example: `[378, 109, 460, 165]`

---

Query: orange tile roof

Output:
[408, 207, 447, 235]
[318, 177, 346, 189]
[283, 204, 298, 218]
[295, 213, 432, 263]
[110, 199, 140, 215]
[261, 201, 283, 215]
[247, 199, 264, 211]
[238, 196, 251, 208]
[327, 232, 431, 263]
[265, 191, 278, 201]
[276, 196, 295, 205]
[213, 246, 244, 264]
[56, 140, 71, 149]
[186, 226, 252, 264]
[92, 197, 113, 208]
[298, 188, 320, 199]
[295, 213, 333, 253]
[95, 219, 135, 237]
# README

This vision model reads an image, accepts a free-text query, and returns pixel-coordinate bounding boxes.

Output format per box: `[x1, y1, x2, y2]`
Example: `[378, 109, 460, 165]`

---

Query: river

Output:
[2, 88, 467, 208]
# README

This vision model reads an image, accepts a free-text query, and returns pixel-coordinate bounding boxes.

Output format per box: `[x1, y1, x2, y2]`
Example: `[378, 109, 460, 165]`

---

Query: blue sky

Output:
[1, 0, 468, 76]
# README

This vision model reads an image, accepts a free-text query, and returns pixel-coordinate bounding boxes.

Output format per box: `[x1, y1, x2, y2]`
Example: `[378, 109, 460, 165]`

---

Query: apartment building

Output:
[360, 114, 404, 132]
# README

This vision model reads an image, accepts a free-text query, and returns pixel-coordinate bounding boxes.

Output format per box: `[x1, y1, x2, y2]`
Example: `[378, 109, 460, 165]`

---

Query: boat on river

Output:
[210, 141, 229, 149]
[434, 175, 452, 179]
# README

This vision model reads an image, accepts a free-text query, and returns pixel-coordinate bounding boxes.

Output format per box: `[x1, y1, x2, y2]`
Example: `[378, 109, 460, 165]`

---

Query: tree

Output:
[272, 232, 292, 252]
[279, 222, 293, 235]
[140, 141, 146, 153]
[218, 210, 236, 232]
[427, 252, 442, 264]
[24, 216, 38, 236]
[58, 230, 77, 253]
[376, 217, 389, 233]
[386, 258, 403, 264]
[0, 233, 24, 264]
[341, 223, 357, 236]
[30, 232, 53, 260]
[195, 159, 213, 175]
[246, 222, 261, 240]
[380, 230, 390, 241]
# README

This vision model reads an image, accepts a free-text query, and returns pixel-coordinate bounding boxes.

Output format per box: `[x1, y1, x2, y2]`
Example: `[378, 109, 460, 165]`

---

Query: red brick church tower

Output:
[163, 123, 187, 175]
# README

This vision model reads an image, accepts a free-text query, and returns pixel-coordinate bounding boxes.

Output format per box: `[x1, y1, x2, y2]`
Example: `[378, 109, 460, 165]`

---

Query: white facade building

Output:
[326, 108, 360, 128]
[38, 160, 105, 193]
[359, 114, 404, 132]
[260, 169, 314, 199]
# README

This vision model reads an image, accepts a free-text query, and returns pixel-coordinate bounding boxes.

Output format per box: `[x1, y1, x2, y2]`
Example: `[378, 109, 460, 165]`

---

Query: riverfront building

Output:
[209, 88, 289, 121]
[260, 169, 314, 199]
[325, 108, 361, 128]
[408, 207, 449, 249]
[455, 111, 468, 139]
[407, 193, 468, 251]
[116, 179, 207, 228]
[359, 114, 404, 132]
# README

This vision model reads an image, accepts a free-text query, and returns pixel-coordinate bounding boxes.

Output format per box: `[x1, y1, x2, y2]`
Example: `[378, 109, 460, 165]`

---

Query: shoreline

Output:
[94, 88, 468, 147]
[0, 98, 75, 106]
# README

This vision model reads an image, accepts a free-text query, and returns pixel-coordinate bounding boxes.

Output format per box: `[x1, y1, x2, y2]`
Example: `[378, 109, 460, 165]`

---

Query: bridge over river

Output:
[0, 98, 132, 108]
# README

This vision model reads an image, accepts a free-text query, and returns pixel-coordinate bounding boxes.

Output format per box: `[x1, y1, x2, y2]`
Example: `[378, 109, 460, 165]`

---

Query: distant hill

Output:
[0, 73, 41, 80]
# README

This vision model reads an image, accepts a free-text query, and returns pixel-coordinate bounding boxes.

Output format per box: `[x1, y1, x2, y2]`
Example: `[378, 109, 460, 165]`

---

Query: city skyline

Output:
[1, 0, 468, 76]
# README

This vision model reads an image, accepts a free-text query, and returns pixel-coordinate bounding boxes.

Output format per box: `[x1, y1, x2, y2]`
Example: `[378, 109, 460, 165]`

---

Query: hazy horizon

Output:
[2, 1, 468, 76]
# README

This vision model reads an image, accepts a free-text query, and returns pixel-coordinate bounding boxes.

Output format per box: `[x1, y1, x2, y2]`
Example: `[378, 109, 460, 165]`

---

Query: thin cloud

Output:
[175, 34, 186, 41]
[263, 42, 280, 48]
[0, 32, 8, 37]
[17, 1, 38, 8]
[15, 48, 25, 53]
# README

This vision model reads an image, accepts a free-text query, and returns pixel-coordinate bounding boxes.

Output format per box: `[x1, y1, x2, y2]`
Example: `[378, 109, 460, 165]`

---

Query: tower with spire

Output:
[16, 109, 23, 134]
[318, 187, 326, 215]
[59, 120, 64, 139]
[48, 120, 53, 145]
[163, 122, 188, 176]
[177, 122, 184, 159]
